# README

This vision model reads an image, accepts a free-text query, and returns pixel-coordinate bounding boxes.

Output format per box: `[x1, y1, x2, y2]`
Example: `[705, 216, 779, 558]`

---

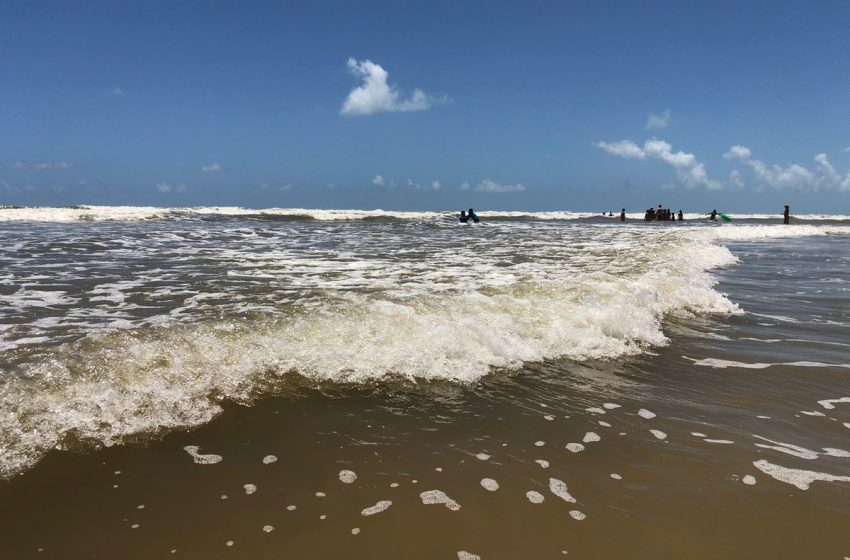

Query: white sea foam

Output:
[818, 397, 850, 410]
[5, 216, 848, 478]
[360, 500, 392, 516]
[649, 429, 667, 440]
[753, 459, 850, 490]
[526, 491, 545, 504]
[457, 552, 481, 560]
[420, 490, 461, 511]
[549, 478, 576, 503]
[183, 446, 222, 465]
[535, 459, 550, 468]
[566, 443, 585, 453]
[569, 510, 586, 520]
[582, 432, 601, 443]
[243, 484, 257, 495]
[480, 478, 499, 491]
[638, 409, 656, 419]
[339, 470, 357, 484]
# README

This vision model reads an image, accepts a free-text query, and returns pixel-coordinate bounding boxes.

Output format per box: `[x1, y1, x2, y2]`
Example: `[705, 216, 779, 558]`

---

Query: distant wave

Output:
[2, 205, 849, 223]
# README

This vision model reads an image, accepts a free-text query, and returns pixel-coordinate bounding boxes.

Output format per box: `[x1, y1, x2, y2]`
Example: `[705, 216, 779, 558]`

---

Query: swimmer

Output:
[468, 208, 479, 223]
[459, 210, 468, 223]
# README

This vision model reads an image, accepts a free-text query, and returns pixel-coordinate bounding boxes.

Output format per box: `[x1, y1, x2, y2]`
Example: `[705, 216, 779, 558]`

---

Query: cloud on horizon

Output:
[475, 179, 526, 193]
[12, 160, 73, 171]
[340, 58, 443, 116]
[156, 182, 186, 193]
[596, 138, 720, 190]
[201, 163, 221, 172]
[724, 145, 850, 191]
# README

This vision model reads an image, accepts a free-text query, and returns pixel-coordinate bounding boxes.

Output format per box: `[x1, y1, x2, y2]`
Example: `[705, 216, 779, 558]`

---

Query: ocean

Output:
[1, 206, 849, 559]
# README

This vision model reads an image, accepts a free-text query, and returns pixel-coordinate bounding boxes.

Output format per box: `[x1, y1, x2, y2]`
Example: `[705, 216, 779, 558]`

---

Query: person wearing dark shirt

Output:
[783, 205, 790, 225]
[677, 210, 683, 221]
[459, 210, 468, 223]
[468, 208, 479, 223]
[620, 208, 626, 222]
[709, 209, 718, 221]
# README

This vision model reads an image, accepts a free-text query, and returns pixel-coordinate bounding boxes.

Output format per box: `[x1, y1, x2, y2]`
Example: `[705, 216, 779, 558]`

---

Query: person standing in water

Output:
[709, 209, 718, 221]
[468, 208, 479, 223]
[783, 205, 790, 225]
[459, 210, 468, 223]
[620, 208, 626, 222]
[677, 210, 683, 221]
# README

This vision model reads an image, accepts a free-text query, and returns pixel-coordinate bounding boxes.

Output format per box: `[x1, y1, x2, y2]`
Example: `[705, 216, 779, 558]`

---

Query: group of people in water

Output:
[459, 208, 480, 223]
[642, 206, 683, 222]
[461, 204, 792, 224]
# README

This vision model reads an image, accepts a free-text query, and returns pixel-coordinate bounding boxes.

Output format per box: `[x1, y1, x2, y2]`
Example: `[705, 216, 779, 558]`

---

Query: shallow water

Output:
[0, 209, 849, 558]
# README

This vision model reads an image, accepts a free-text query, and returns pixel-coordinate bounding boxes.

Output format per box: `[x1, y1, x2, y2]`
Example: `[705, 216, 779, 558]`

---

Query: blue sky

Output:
[2, 0, 850, 212]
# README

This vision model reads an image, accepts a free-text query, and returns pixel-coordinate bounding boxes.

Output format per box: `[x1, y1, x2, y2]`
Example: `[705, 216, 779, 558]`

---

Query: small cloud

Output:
[458, 181, 470, 190]
[645, 109, 672, 130]
[372, 174, 385, 186]
[12, 160, 73, 170]
[430, 180, 441, 190]
[200, 163, 221, 172]
[594, 140, 646, 159]
[259, 183, 292, 192]
[475, 179, 526, 193]
[112, 86, 126, 96]
[340, 58, 444, 116]
[156, 182, 186, 193]
[842, 146, 850, 153]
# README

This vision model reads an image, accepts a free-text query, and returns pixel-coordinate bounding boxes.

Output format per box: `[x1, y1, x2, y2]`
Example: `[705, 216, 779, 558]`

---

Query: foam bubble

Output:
[638, 409, 656, 419]
[351, 528, 361, 535]
[243, 484, 257, 495]
[225, 540, 234, 547]
[549, 478, 576, 503]
[475, 452, 491, 461]
[534, 441, 545, 447]
[526, 490, 545, 504]
[818, 397, 850, 410]
[704, 438, 734, 444]
[610, 473, 622, 480]
[458, 552, 481, 560]
[586, 407, 605, 414]
[566, 443, 585, 453]
[262, 525, 274, 533]
[691, 432, 707, 437]
[603, 403, 621, 410]
[742, 475, 757, 485]
[753, 459, 850, 490]
[535, 459, 550, 468]
[598, 421, 611, 428]
[262, 455, 278, 464]
[544, 415, 554, 421]
[339, 470, 357, 484]
[183, 446, 222, 465]
[131, 523, 139, 529]
[480, 478, 499, 491]
[649, 429, 667, 440]
[286, 505, 296, 511]
[361, 500, 392, 516]
[582, 432, 600, 443]
[420, 490, 461, 510]
[569, 510, 586, 520]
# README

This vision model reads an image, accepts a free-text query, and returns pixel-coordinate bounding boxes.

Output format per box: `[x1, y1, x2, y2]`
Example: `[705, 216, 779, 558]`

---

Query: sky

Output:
[2, 0, 850, 212]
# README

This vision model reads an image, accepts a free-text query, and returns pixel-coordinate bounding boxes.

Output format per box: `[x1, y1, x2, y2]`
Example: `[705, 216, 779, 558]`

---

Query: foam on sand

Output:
[420, 490, 461, 511]
[480, 478, 499, 491]
[549, 478, 577, 503]
[638, 409, 656, 419]
[183, 446, 222, 465]
[360, 500, 392, 516]
[818, 397, 850, 410]
[526, 491, 545, 504]
[752, 460, 850, 490]
[339, 470, 357, 484]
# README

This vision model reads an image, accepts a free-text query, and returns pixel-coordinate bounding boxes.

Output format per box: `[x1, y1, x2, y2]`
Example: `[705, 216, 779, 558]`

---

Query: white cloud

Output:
[645, 109, 672, 130]
[112, 86, 126, 96]
[595, 140, 646, 159]
[156, 182, 186, 193]
[724, 145, 850, 192]
[12, 160, 73, 170]
[596, 138, 721, 190]
[201, 163, 221, 172]
[430, 180, 441, 190]
[842, 146, 850, 153]
[475, 179, 526, 193]
[459, 181, 470, 190]
[340, 58, 441, 116]
[260, 183, 291, 192]
[372, 175, 384, 186]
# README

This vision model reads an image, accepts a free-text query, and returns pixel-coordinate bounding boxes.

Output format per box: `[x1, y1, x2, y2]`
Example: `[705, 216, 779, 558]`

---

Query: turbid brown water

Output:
[1, 212, 849, 559]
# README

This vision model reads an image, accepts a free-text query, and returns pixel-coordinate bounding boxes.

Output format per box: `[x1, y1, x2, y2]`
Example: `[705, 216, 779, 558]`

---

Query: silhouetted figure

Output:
[468, 208, 479, 223]
[645, 208, 655, 221]
[677, 210, 683, 221]
[459, 210, 468, 223]
[709, 209, 718, 221]
[783, 205, 790, 225]
[620, 208, 626, 222]
[656, 205, 663, 221]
